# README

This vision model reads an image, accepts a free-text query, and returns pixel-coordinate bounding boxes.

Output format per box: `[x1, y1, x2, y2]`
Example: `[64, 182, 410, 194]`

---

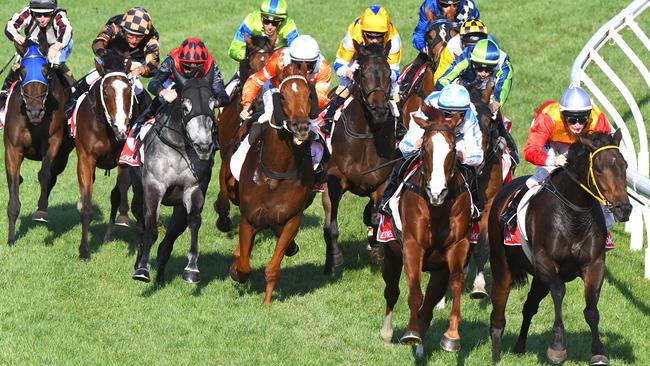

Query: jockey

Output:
[379, 84, 483, 217]
[501, 86, 616, 249]
[432, 18, 488, 85]
[320, 5, 403, 138]
[399, 0, 480, 95]
[231, 35, 331, 182]
[127, 38, 229, 144]
[64, 7, 160, 118]
[1, 0, 74, 107]
[227, 0, 299, 89]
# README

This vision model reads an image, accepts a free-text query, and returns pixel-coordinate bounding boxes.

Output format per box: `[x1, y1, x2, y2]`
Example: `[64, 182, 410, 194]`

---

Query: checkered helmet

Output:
[121, 7, 152, 36]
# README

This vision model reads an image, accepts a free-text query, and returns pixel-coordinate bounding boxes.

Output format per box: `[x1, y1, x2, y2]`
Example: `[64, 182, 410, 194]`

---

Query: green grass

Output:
[1, 0, 650, 365]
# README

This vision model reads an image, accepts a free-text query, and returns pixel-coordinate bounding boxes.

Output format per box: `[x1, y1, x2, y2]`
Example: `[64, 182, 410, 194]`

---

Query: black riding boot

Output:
[0, 68, 19, 106]
[321, 94, 346, 136]
[500, 185, 530, 230]
[399, 52, 428, 98]
[64, 78, 91, 119]
[130, 97, 161, 137]
[379, 156, 409, 216]
[395, 116, 407, 140]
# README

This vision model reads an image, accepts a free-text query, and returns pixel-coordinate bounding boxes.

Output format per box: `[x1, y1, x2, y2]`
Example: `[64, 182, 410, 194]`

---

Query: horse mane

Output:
[250, 34, 273, 49]
[101, 50, 129, 73]
[359, 43, 387, 61]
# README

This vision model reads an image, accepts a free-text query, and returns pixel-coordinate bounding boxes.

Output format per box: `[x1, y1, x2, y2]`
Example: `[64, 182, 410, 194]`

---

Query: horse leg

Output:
[182, 188, 204, 284]
[263, 214, 302, 304]
[363, 199, 374, 250]
[489, 226, 513, 363]
[440, 238, 470, 353]
[215, 165, 232, 232]
[470, 215, 489, 298]
[116, 165, 131, 227]
[583, 261, 609, 366]
[5, 147, 24, 246]
[323, 175, 344, 274]
[33, 140, 61, 222]
[230, 216, 255, 284]
[132, 184, 163, 282]
[156, 205, 187, 285]
[380, 243, 402, 344]
[414, 266, 450, 358]
[540, 262, 568, 364]
[129, 166, 144, 234]
[77, 153, 97, 260]
[513, 277, 550, 354]
[400, 239, 425, 346]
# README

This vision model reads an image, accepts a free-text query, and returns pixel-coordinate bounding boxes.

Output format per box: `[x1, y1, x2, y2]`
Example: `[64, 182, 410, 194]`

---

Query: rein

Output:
[99, 72, 135, 124]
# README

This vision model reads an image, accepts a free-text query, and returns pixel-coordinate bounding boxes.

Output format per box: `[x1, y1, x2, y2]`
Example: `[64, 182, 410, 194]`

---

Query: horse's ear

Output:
[424, 7, 436, 22]
[578, 134, 597, 151]
[612, 128, 623, 146]
[244, 35, 253, 48]
[173, 67, 187, 90]
[124, 58, 132, 74]
[14, 41, 26, 56]
[268, 33, 277, 49]
[204, 62, 215, 82]
[275, 62, 285, 81]
[353, 39, 361, 55]
[299, 61, 308, 76]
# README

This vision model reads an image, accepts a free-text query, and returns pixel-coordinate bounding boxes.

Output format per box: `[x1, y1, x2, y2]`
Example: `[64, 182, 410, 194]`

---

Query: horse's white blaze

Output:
[429, 133, 450, 196]
[291, 81, 298, 93]
[111, 79, 129, 133]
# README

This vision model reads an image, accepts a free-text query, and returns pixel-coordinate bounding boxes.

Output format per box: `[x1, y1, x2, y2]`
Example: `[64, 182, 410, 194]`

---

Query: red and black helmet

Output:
[178, 38, 209, 64]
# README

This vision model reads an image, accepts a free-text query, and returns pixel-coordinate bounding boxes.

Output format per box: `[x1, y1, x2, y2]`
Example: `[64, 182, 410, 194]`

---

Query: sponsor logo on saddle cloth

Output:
[503, 185, 541, 246]
[377, 161, 423, 243]
[118, 117, 155, 166]
[0, 81, 19, 129]
[316, 95, 355, 153]
[68, 74, 102, 137]
[397, 63, 428, 94]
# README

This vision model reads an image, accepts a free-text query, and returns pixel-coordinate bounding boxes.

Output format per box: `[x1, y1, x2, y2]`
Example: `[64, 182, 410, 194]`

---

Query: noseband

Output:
[99, 72, 134, 124]
[270, 74, 309, 133]
[566, 145, 621, 207]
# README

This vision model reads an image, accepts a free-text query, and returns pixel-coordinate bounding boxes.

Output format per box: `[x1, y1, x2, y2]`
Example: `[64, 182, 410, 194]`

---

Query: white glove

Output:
[160, 89, 177, 103]
[555, 154, 567, 167]
[47, 43, 62, 63]
[14, 35, 26, 45]
[239, 106, 252, 120]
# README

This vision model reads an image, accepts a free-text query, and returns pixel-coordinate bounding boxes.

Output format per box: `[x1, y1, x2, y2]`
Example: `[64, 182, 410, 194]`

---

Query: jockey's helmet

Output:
[29, 0, 57, 13]
[460, 19, 488, 48]
[289, 35, 319, 72]
[260, 0, 288, 22]
[438, 0, 461, 6]
[470, 39, 500, 71]
[559, 86, 592, 126]
[177, 38, 209, 78]
[360, 6, 390, 34]
[121, 7, 152, 36]
[425, 84, 470, 113]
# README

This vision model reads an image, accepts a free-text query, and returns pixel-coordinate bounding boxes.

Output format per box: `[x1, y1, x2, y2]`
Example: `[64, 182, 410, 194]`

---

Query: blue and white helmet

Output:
[559, 86, 592, 113]
[425, 84, 471, 112]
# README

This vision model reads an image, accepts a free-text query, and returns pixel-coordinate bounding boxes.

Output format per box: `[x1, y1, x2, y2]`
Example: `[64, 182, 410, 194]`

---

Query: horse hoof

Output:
[31, 210, 48, 223]
[547, 346, 567, 364]
[216, 217, 232, 232]
[114, 215, 130, 227]
[400, 331, 422, 346]
[379, 328, 393, 344]
[590, 355, 609, 366]
[470, 286, 488, 299]
[182, 269, 200, 284]
[440, 334, 461, 353]
[229, 264, 248, 284]
[132, 268, 151, 283]
[285, 243, 299, 257]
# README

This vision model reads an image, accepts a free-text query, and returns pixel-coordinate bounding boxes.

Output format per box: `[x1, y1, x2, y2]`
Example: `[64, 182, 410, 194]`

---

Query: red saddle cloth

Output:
[503, 223, 522, 246]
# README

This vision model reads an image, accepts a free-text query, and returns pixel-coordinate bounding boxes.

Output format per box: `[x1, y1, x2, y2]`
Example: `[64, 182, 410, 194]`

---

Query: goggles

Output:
[262, 16, 282, 27]
[473, 62, 496, 73]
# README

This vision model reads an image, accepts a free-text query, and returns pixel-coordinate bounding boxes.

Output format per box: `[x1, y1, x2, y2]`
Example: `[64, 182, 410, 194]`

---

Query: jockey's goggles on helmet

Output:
[441, 110, 462, 119]
[31, 10, 53, 18]
[181, 62, 203, 77]
[472, 62, 496, 73]
[363, 31, 385, 43]
[563, 111, 590, 126]
[262, 16, 282, 27]
[292, 60, 317, 72]
[461, 34, 486, 49]
[438, 0, 460, 8]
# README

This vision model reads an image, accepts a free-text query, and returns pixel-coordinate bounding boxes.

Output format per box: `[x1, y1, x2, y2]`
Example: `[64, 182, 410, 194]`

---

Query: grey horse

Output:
[131, 67, 218, 284]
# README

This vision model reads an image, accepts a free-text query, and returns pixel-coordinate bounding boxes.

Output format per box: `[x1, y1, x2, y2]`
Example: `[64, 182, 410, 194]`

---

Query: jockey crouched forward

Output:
[231, 34, 332, 187]
[379, 84, 484, 219]
[119, 37, 230, 166]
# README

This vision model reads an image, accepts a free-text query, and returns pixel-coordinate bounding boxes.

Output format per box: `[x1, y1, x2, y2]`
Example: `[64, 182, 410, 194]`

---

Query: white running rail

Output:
[570, 0, 650, 279]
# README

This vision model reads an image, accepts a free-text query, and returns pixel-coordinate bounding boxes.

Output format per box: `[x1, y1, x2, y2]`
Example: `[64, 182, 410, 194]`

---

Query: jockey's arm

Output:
[278, 17, 300, 46]
[436, 55, 468, 91]
[386, 31, 403, 96]
[399, 110, 425, 155]
[492, 53, 513, 107]
[5, 7, 30, 44]
[92, 19, 120, 58]
[456, 108, 483, 166]
[52, 11, 72, 49]
[241, 58, 276, 109]
[147, 56, 174, 98]
[210, 62, 230, 107]
[137, 35, 160, 77]
[314, 58, 333, 109]
[333, 28, 357, 80]
[228, 12, 255, 62]
[411, 2, 432, 53]
[433, 46, 455, 86]
[524, 113, 557, 166]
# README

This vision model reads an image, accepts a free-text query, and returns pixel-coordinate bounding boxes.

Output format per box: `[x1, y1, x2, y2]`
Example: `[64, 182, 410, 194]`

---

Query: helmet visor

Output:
[292, 60, 316, 72]
[472, 62, 496, 73]
[563, 111, 589, 126]
[181, 62, 203, 77]
[363, 31, 385, 44]
[261, 15, 282, 26]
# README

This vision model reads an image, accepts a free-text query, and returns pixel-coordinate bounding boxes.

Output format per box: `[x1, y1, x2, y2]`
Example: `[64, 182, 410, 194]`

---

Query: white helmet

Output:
[288, 35, 320, 62]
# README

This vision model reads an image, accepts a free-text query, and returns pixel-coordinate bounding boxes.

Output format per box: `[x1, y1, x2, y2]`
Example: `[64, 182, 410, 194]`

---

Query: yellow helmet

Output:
[360, 5, 390, 34]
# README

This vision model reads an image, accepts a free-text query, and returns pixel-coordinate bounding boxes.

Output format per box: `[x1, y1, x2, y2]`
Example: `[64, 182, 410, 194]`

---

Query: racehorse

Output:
[4, 40, 74, 245]
[322, 41, 398, 274]
[379, 106, 471, 355]
[400, 19, 456, 121]
[215, 34, 277, 232]
[132, 67, 219, 284]
[75, 50, 148, 259]
[228, 63, 316, 304]
[488, 130, 631, 365]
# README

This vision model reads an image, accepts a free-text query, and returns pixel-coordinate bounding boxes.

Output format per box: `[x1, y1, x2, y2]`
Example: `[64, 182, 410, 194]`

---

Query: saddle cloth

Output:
[118, 117, 155, 166]
[376, 161, 422, 243]
[315, 96, 355, 154]
[397, 63, 428, 95]
[0, 81, 19, 129]
[503, 185, 541, 246]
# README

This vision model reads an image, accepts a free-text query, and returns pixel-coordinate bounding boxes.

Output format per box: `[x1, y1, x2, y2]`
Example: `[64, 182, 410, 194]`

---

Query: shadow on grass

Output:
[605, 267, 650, 317]
[14, 203, 101, 246]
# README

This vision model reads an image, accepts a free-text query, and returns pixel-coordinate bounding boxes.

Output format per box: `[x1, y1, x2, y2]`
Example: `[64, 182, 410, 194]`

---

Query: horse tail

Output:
[511, 270, 528, 288]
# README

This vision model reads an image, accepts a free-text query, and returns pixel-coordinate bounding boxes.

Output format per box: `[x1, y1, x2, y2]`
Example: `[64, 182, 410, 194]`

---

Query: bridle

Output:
[565, 145, 621, 207]
[269, 74, 309, 133]
[20, 53, 50, 111]
[99, 71, 135, 124]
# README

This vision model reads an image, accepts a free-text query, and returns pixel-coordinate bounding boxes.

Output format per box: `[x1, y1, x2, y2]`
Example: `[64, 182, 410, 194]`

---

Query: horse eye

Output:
[183, 99, 192, 115]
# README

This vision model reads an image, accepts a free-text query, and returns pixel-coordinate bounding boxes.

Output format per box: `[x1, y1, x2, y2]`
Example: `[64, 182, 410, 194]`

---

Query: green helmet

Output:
[260, 0, 288, 21]
[470, 39, 500, 65]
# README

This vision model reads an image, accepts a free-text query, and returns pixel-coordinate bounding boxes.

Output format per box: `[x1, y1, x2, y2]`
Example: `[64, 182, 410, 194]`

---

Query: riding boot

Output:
[230, 121, 264, 181]
[130, 97, 161, 138]
[395, 116, 407, 140]
[0, 67, 19, 107]
[398, 52, 428, 99]
[500, 185, 530, 230]
[320, 94, 346, 137]
[64, 77, 91, 119]
[379, 156, 408, 216]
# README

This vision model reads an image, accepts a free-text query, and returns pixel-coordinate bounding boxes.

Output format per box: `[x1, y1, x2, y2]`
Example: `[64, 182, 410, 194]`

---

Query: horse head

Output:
[416, 105, 464, 205]
[354, 40, 391, 124]
[424, 19, 456, 65]
[95, 49, 134, 140]
[273, 62, 312, 145]
[569, 129, 632, 221]
[173, 67, 217, 160]
[17, 40, 52, 124]
[245, 34, 276, 72]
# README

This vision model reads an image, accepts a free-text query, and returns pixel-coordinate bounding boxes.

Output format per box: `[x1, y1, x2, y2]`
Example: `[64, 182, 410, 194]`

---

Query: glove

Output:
[555, 154, 567, 167]
[47, 43, 62, 63]
[14, 35, 26, 45]
[496, 136, 507, 151]
[239, 105, 252, 120]
[159, 89, 177, 103]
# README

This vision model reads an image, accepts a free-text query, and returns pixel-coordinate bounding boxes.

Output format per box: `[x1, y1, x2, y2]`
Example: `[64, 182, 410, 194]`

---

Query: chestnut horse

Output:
[379, 106, 471, 355]
[488, 131, 631, 365]
[228, 63, 315, 304]
[322, 42, 397, 274]
[75, 50, 148, 259]
[214, 34, 277, 232]
[4, 40, 74, 245]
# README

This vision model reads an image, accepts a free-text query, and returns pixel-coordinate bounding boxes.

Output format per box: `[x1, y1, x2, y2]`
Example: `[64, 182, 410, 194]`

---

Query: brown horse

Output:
[75, 50, 148, 259]
[322, 42, 397, 274]
[214, 34, 277, 232]
[488, 131, 631, 365]
[379, 106, 471, 356]
[4, 40, 74, 245]
[228, 63, 315, 304]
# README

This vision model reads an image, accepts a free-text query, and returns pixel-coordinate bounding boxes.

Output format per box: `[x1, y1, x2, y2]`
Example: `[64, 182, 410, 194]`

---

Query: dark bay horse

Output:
[4, 40, 74, 245]
[228, 63, 315, 304]
[322, 42, 397, 274]
[379, 106, 471, 356]
[132, 68, 218, 284]
[75, 51, 147, 259]
[215, 34, 277, 232]
[488, 130, 631, 365]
